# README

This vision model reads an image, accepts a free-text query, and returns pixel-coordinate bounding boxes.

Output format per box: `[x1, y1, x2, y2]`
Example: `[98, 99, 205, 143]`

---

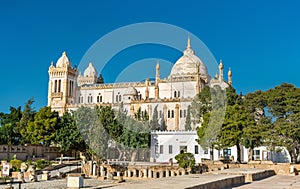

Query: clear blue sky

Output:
[1, 0, 300, 113]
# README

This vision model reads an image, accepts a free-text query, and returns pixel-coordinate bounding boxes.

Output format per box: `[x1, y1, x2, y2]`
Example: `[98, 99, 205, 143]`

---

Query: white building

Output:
[151, 131, 210, 163]
[47, 37, 231, 131]
[47, 36, 291, 163]
[151, 131, 291, 163]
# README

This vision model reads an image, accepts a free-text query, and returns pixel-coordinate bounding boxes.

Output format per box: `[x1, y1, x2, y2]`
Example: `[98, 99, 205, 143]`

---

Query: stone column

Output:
[143, 169, 148, 178]
[132, 169, 137, 177]
[170, 170, 175, 177]
[148, 169, 152, 178]
[175, 104, 179, 130]
[100, 166, 105, 177]
[62, 78, 68, 114]
[128, 170, 132, 177]
[165, 170, 170, 177]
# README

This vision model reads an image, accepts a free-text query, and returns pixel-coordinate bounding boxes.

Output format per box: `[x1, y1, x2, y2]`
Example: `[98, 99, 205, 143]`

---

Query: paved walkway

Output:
[109, 174, 243, 189]
[231, 175, 300, 189]
[4, 171, 300, 189]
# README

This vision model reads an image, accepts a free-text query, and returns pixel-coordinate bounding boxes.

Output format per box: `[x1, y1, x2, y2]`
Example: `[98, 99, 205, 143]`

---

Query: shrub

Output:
[9, 159, 22, 172]
[35, 159, 51, 170]
[175, 152, 195, 169]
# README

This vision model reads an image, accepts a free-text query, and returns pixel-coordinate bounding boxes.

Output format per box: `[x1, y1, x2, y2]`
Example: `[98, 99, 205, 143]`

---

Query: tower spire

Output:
[187, 33, 191, 49]
[228, 68, 232, 86]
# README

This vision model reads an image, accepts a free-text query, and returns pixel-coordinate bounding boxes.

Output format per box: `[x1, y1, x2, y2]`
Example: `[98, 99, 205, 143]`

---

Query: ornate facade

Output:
[48, 37, 232, 130]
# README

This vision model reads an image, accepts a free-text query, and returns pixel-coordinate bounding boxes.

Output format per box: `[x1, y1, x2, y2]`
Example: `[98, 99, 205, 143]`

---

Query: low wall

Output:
[204, 161, 299, 175]
[185, 175, 245, 189]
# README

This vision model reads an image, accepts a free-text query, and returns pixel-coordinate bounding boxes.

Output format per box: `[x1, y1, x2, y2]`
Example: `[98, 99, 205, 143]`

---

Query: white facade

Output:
[151, 131, 291, 163]
[48, 37, 232, 131]
[151, 131, 210, 163]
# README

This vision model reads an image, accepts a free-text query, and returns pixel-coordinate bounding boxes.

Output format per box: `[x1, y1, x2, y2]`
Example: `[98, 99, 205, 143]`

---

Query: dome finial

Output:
[187, 33, 191, 49]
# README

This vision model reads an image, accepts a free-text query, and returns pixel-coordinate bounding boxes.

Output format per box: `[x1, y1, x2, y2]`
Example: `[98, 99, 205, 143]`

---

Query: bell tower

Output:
[48, 51, 78, 115]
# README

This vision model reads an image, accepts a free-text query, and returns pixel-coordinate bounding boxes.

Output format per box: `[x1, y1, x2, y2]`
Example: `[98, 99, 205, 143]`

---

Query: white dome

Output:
[170, 39, 208, 78]
[125, 86, 138, 96]
[84, 62, 98, 77]
[56, 51, 71, 68]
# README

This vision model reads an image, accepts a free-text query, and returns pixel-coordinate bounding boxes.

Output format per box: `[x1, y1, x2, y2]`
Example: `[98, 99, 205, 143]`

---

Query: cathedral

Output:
[47, 37, 232, 131]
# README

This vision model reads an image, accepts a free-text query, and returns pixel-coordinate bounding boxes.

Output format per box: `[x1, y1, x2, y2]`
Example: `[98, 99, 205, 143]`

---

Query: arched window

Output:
[116, 95, 118, 102]
[54, 80, 57, 93]
[174, 91, 177, 98]
[119, 95, 122, 102]
[171, 110, 174, 118]
[97, 93, 103, 103]
[58, 80, 61, 92]
[69, 80, 71, 96]
[178, 91, 180, 98]
[87, 94, 92, 103]
[69, 80, 74, 96]
[168, 110, 170, 118]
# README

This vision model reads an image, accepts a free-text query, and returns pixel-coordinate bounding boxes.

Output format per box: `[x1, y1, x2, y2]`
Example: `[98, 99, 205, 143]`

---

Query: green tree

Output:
[190, 86, 212, 126]
[263, 83, 300, 163]
[134, 107, 149, 122]
[175, 152, 195, 169]
[55, 111, 86, 153]
[25, 106, 58, 146]
[101, 104, 150, 161]
[242, 91, 270, 161]
[185, 105, 192, 130]
[150, 105, 159, 130]
[19, 98, 36, 144]
[195, 85, 226, 159]
[0, 106, 22, 145]
[218, 104, 247, 163]
[160, 114, 167, 131]
[75, 106, 109, 160]
[216, 87, 246, 163]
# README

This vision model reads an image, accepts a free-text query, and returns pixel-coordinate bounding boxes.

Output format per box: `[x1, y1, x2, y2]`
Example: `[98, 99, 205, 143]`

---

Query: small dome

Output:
[56, 51, 71, 68]
[125, 86, 138, 96]
[84, 62, 98, 77]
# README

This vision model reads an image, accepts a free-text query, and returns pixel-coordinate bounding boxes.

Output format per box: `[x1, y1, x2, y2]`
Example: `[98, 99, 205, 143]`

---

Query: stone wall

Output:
[204, 160, 300, 175]
[0, 145, 59, 161]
